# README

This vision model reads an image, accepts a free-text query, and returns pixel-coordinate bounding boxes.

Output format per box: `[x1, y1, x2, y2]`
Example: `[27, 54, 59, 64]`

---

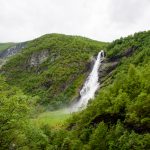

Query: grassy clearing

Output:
[33, 109, 71, 128]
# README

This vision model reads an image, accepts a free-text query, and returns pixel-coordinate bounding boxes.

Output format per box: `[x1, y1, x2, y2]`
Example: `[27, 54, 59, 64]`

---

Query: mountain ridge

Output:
[0, 33, 107, 109]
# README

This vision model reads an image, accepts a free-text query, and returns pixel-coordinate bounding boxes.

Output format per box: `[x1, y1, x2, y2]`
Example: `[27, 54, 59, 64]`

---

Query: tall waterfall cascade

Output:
[70, 50, 104, 112]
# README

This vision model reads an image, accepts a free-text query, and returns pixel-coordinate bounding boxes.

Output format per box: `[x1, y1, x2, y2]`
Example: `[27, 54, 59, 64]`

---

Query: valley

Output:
[0, 31, 150, 150]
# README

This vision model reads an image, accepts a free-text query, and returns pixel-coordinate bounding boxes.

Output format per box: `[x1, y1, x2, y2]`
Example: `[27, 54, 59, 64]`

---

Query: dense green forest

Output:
[0, 31, 150, 149]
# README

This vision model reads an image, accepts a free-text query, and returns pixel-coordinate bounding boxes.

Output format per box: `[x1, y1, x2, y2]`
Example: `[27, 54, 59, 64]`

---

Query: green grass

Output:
[33, 109, 71, 128]
[0, 43, 15, 52]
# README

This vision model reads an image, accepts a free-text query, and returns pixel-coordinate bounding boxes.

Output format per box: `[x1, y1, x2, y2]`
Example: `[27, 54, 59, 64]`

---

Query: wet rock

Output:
[85, 56, 95, 73]
[99, 60, 118, 78]
[99, 46, 138, 86]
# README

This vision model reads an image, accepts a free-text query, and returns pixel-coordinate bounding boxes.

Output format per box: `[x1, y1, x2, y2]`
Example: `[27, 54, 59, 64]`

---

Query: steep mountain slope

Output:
[44, 31, 150, 149]
[99, 31, 150, 87]
[1, 34, 107, 109]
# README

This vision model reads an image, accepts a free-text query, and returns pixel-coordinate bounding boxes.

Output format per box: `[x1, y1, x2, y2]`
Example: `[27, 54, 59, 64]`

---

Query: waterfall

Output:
[70, 50, 104, 112]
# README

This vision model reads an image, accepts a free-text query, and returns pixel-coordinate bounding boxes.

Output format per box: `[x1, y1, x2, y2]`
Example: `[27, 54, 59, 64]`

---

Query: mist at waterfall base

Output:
[37, 51, 104, 123]
[69, 50, 104, 113]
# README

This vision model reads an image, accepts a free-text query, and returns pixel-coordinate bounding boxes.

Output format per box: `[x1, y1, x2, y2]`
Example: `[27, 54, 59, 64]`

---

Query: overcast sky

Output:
[0, 0, 150, 42]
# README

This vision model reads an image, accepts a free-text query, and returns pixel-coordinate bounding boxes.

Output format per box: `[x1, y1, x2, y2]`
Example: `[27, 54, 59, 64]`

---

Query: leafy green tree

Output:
[0, 76, 48, 149]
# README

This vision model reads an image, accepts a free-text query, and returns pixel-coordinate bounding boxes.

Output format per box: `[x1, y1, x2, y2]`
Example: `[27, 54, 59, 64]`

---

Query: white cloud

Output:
[0, 0, 150, 42]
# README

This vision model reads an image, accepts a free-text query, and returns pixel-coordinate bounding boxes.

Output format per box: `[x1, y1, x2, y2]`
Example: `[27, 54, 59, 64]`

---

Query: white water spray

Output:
[70, 50, 104, 112]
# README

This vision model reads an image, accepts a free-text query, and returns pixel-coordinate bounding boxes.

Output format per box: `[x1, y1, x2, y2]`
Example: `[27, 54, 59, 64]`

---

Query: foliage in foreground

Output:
[42, 64, 150, 150]
[0, 76, 49, 150]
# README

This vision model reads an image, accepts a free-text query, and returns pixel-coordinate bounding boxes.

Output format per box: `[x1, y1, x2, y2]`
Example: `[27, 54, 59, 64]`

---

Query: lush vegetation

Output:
[58, 64, 150, 149]
[0, 43, 15, 52]
[0, 31, 150, 149]
[1, 34, 107, 109]
[54, 31, 150, 149]
[0, 76, 50, 149]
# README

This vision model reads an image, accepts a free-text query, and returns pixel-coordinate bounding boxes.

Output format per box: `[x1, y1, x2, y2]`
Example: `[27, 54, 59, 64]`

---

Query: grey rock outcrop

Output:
[99, 46, 138, 86]
[29, 50, 49, 67]
[0, 42, 26, 68]
[0, 42, 26, 59]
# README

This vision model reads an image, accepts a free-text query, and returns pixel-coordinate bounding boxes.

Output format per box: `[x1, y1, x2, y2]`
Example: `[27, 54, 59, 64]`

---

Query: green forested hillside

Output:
[1, 34, 107, 109]
[52, 31, 150, 149]
[0, 31, 150, 149]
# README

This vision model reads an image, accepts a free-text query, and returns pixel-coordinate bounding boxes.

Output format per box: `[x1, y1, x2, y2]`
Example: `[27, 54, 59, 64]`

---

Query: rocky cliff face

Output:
[99, 46, 138, 87]
[29, 50, 49, 67]
[0, 42, 26, 67]
[0, 42, 26, 59]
